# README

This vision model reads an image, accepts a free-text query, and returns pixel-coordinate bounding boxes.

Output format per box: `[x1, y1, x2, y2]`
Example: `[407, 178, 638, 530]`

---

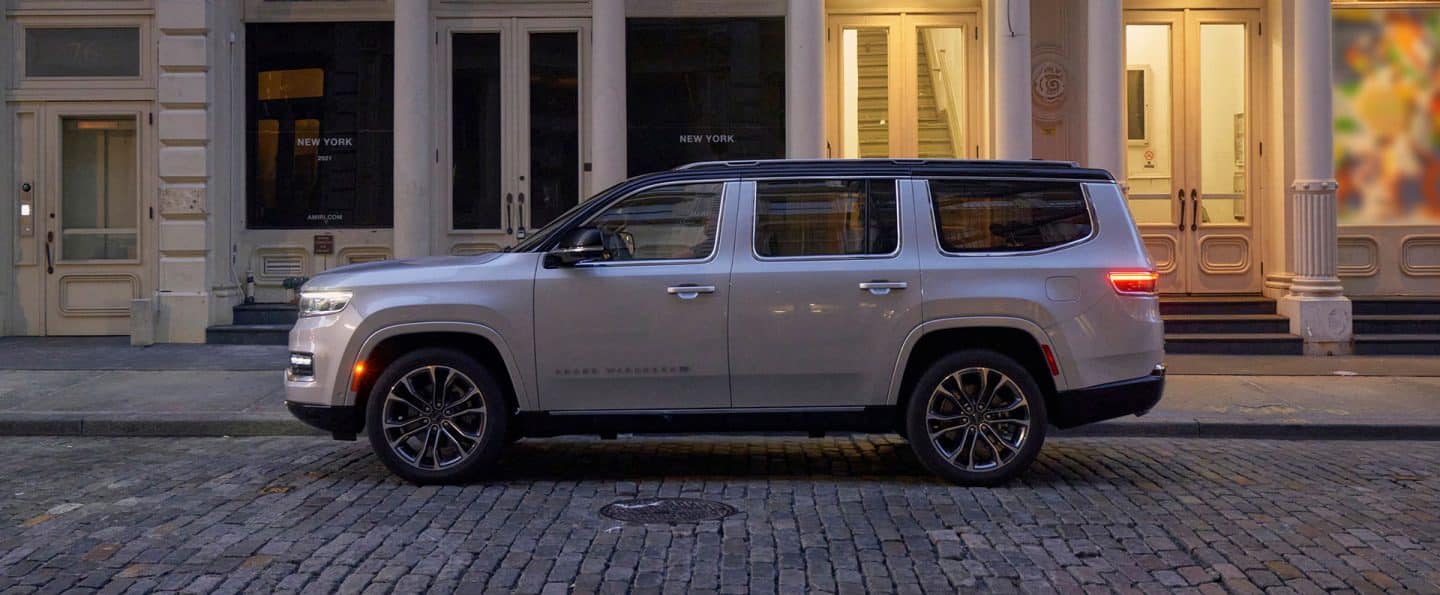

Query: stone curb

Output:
[0, 413, 1436, 440]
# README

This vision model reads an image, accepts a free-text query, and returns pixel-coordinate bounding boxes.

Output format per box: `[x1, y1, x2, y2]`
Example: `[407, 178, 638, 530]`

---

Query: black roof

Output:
[667, 158, 1114, 182]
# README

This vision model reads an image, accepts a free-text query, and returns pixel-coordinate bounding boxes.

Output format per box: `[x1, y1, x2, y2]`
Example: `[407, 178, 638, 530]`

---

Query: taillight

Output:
[1108, 271, 1159, 295]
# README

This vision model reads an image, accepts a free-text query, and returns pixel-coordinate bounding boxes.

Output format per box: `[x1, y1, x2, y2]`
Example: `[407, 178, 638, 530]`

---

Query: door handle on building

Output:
[859, 281, 908, 295]
[1190, 189, 1199, 232]
[44, 230, 54, 275]
[1176, 189, 1185, 232]
[505, 193, 513, 235]
[666, 285, 716, 300]
[516, 192, 526, 238]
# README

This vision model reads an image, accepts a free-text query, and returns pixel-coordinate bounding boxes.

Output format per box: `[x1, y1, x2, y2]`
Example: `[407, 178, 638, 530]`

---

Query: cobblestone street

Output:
[0, 436, 1436, 594]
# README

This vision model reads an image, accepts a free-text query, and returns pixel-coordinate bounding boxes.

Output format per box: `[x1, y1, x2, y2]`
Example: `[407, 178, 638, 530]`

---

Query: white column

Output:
[1278, 0, 1351, 355]
[393, 0, 432, 259]
[991, 0, 1033, 160]
[590, 0, 627, 191]
[1084, 0, 1123, 178]
[786, 0, 824, 158]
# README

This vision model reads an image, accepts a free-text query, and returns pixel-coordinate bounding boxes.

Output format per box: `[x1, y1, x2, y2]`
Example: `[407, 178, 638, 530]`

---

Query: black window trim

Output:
[570, 179, 733, 268]
[747, 176, 905, 262]
[922, 177, 1100, 257]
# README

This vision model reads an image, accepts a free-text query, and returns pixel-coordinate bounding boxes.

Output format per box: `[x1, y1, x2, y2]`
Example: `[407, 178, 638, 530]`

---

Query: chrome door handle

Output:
[859, 281, 908, 295]
[666, 285, 716, 300]
[1176, 189, 1185, 232]
[1190, 189, 1199, 232]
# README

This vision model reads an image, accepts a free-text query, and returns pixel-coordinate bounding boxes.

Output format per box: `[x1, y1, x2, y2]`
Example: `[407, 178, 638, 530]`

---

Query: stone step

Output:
[1353, 315, 1440, 335]
[232, 303, 299, 326]
[1353, 334, 1440, 356]
[1159, 297, 1275, 316]
[1351, 298, 1440, 316]
[206, 324, 291, 346]
[1162, 314, 1290, 335]
[1164, 333, 1304, 355]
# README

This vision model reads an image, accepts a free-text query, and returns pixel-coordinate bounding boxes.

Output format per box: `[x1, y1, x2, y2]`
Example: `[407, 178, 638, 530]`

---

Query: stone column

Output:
[1278, 0, 1351, 355]
[393, 0, 432, 259]
[1084, 0, 1123, 178]
[786, 0, 824, 158]
[153, 0, 214, 343]
[590, 0, 627, 191]
[991, 0, 1033, 160]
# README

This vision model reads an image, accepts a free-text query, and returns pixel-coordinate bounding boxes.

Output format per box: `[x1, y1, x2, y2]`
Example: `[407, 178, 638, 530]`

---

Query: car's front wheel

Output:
[905, 350, 1047, 486]
[365, 348, 509, 484]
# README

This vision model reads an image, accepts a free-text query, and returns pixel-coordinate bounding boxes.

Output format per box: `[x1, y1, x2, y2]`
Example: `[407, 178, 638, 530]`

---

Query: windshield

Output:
[513, 179, 631, 251]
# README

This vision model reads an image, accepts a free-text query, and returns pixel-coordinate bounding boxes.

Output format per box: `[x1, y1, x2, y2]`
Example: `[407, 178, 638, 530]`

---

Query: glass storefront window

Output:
[626, 18, 786, 176]
[1334, 7, 1440, 224]
[451, 33, 503, 230]
[246, 22, 394, 229]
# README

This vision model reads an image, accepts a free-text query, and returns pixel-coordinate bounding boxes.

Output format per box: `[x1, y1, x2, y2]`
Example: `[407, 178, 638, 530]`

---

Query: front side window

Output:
[587, 183, 724, 262]
[246, 22, 394, 229]
[928, 180, 1091, 252]
[754, 179, 898, 258]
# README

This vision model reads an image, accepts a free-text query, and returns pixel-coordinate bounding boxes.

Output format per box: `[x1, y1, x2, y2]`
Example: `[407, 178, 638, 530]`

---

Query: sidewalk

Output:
[0, 337, 1437, 439]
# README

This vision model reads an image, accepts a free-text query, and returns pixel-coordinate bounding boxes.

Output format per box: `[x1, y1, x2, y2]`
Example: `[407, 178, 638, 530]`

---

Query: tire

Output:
[365, 348, 510, 484]
[905, 350, 1047, 486]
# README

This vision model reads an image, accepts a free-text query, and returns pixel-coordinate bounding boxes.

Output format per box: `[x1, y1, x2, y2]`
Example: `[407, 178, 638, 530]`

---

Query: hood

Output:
[302, 253, 507, 290]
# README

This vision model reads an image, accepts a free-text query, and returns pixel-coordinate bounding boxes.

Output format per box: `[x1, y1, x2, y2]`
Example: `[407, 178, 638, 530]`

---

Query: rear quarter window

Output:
[927, 179, 1092, 253]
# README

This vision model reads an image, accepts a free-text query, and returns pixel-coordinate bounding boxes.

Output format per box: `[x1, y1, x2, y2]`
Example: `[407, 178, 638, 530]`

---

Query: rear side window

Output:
[754, 179, 898, 257]
[927, 180, 1092, 253]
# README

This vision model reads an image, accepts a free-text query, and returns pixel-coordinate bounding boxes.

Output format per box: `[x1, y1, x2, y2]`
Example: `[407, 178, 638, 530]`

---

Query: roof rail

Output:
[672, 158, 1081, 171]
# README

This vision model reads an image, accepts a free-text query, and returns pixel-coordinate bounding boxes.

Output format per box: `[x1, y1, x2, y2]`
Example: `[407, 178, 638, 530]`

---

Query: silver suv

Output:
[285, 159, 1165, 486]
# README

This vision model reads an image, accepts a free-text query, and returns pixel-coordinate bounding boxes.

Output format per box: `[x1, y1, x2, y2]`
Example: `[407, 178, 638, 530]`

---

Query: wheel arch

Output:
[348, 322, 533, 416]
[887, 317, 1065, 428]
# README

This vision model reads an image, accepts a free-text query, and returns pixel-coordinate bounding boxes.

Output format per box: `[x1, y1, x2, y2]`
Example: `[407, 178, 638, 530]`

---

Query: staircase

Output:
[849, 29, 960, 158]
[205, 303, 296, 345]
[1352, 298, 1440, 355]
[1162, 297, 1304, 355]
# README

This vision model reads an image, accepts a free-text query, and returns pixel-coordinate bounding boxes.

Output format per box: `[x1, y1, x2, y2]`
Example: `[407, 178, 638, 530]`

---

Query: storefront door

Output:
[827, 13, 982, 159]
[15, 103, 152, 335]
[441, 18, 585, 254]
[1124, 9, 1265, 294]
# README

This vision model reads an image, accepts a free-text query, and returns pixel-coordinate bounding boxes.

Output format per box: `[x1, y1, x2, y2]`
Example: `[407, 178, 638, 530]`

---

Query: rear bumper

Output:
[1048, 365, 1165, 429]
[285, 401, 362, 440]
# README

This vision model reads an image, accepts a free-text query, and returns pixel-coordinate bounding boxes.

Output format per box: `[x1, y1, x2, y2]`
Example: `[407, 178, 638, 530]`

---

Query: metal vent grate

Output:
[261, 254, 304, 278]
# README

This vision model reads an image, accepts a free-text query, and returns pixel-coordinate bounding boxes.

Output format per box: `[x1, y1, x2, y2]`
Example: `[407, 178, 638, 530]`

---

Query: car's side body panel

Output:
[726, 179, 923, 408]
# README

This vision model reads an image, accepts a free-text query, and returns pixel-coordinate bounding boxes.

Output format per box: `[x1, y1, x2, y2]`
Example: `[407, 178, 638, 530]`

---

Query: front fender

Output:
[337, 319, 537, 411]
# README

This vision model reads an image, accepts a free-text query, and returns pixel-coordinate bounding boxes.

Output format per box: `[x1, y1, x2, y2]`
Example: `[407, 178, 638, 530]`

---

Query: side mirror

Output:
[544, 227, 608, 267]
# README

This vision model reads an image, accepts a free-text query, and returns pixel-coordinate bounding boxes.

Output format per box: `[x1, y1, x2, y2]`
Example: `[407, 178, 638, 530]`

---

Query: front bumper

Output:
[285, 401, 363, 440]
[1048, 365, 1165, 429]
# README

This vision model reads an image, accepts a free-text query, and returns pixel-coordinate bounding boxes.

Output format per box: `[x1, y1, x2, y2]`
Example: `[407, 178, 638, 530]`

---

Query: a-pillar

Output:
[1084, 0, 1123, 178]
[590, 0, 627, 191]
[786, 0, 824, 158]
[991, 0, 1033, 160]
[393, 0, 432, 259]
[1277, 0, 1351, 355]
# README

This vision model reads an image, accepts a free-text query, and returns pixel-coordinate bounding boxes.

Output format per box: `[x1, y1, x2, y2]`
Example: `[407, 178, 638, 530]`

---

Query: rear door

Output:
[727, 178, 922, 408]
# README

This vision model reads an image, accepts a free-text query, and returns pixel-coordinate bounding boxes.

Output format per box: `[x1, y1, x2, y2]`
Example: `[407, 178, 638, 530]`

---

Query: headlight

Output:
[298, 290, 352, 317]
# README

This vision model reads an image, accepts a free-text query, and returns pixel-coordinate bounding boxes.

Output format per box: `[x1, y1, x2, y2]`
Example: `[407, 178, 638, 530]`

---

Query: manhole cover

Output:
[600, 498, 736, 524]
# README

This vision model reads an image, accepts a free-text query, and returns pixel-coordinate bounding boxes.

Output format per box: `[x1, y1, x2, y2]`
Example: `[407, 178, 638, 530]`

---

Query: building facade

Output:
[2, 0, 1438, 353]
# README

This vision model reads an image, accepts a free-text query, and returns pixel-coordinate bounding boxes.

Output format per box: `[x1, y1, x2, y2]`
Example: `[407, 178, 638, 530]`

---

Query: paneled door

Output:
[1124, 10, 1265, 294]
[827, 13, 983, 159]
[30, 104, 153, 335]
[441, 18, 586, 255]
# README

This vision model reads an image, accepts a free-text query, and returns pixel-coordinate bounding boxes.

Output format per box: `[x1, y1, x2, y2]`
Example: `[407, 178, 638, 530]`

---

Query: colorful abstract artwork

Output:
[1334, 7, 1440, 224]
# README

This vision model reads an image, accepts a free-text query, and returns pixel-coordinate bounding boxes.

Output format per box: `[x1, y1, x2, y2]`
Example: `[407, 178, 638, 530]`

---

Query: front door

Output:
[1124, 9, 1264, 294]
[533, 181, 737, 411]
[827, 13, 983, 159]
[442, 18, 585, 254]
[22, 104, 152, 335]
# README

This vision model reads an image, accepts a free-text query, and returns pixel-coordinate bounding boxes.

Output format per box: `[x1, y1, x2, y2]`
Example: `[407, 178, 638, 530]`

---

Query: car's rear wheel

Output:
[365, 348, 509, 484]
[905, 350, 1047, 486]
